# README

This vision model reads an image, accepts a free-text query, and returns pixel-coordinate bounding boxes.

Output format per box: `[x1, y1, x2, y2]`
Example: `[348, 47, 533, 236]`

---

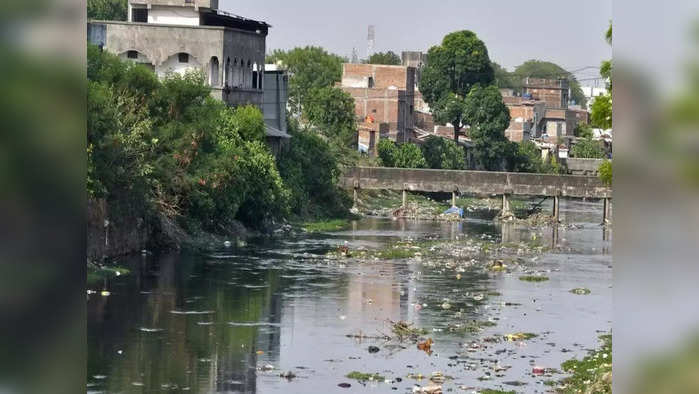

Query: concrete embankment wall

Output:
[87, 198, 150, 262]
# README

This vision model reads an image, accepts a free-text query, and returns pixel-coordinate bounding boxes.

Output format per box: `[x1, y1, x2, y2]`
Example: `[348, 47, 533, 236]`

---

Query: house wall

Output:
[341, 64, 415, 141]
[88, 21, 265, 107]
[263, 70, 288, 132]
[148, 5, 200, 25]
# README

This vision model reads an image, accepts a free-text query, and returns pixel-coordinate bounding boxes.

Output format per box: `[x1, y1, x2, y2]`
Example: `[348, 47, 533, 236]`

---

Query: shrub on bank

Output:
[88, 45, 290, 233]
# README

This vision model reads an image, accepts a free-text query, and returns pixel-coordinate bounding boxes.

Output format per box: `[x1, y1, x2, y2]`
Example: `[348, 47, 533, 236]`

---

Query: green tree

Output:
[492, 62, 518, 89]
[590, 94, 612, 129]
[512, 60, 586, 108]
[462, 85, 513, 170]
[571, 137, 605, 158]
[304, 86, 356, 148]
[278, 125, 350, 217]
[419, 30, 495, 142]
[266, 47, 344, 116]
[377, 139, 398, 167]
[394, 143, 427, 168]
[88, 46, 291, 232]
[87, 0, 127, 20]
[513, 140, 543, 173]
[367, 51, 402, 65]
[591, 22, 612, 129]
[421, 136, 465, 169]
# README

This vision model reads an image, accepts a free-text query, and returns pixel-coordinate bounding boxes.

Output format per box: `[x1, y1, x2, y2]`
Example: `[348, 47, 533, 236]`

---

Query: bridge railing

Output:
[339, 166, 611, 199]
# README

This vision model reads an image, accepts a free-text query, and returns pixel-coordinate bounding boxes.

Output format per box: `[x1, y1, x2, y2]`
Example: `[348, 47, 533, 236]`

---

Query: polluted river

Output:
[87, 198, 612, 393]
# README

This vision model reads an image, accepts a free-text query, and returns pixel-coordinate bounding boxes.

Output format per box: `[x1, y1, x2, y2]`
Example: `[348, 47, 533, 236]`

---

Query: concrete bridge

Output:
[340, 166, 612, 222]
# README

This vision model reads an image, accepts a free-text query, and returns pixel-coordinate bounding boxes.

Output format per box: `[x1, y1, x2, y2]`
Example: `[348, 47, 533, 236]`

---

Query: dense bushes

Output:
[571, 137, 605, 158]
[277, 121, 351, 218]
[421, 136, 465, 170]
[377, 139, 426, 168]
[88, 46, 290, 232]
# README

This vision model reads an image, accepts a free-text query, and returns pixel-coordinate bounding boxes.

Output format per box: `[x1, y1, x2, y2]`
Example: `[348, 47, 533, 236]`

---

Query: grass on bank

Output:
[301, 218, 352, 232]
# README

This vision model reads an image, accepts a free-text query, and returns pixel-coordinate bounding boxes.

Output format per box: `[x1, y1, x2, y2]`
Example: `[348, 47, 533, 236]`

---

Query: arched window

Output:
[225, 57, 230, 87]
[210, 57, 219, 86]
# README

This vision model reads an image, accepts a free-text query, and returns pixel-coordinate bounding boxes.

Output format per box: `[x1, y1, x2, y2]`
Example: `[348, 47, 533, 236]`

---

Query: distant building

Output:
[339, 63, 416, 144]
[502, 96, 546, 142]
[500, 77, 583, 142]
[88, 0, 293, 154]
[88, 0, 269, 108]
[521, 77, 570, 109]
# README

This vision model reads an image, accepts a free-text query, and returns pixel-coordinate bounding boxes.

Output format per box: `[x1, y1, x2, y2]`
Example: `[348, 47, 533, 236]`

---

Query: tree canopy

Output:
[90, 45, 341, 233]
[511, 60, 586, 108]
[462, 85, 514, 170]
[304, 86, 357, 151]
[266, 46, 345, 116]
[366, 51, 402, 65]
[419, 30, 495, 141]
[591, 22, 612, 129]
[421, 136, 465, 170]
[87, 0, 127, 20]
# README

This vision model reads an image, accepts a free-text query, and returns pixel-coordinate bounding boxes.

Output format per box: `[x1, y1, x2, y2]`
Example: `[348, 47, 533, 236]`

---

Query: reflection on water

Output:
[87, 199, 611, 393]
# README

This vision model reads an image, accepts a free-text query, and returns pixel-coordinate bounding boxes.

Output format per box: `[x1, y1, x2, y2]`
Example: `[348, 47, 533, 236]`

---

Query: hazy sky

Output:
[221, 0, 611, 80]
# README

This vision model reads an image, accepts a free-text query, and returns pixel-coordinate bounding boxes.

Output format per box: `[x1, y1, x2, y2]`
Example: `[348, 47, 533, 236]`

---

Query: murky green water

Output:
[87, 199, 611, 393]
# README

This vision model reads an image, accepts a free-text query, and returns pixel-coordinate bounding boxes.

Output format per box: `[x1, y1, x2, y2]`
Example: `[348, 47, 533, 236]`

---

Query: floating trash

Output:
[138, 327, 164, 333]
[170, 310, 215, 315]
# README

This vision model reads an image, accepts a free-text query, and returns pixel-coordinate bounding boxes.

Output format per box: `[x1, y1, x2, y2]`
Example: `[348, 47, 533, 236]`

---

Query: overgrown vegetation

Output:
[366, 51, 402, 65]
[265, 46, 345, 117]
[302, 219, 351, 233]
[88, 45, 349, 243]
[87, 0, 127, 21]
[277, 120, 351, 218]
[421, 136, 466, 169]
[377, 139, 426, 168]
[571, 137, 606, 158]
[559, 334, 611, 393]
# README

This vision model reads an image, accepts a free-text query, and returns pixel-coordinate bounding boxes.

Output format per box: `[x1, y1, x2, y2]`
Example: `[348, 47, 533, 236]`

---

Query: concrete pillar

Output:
[353, 187, 358, 208]
[452, 191, 457, 207]
[402, 189, 407, 207]
[502, 194, 510, 213]
[602, 198, 610, 224]
[552, 196, 560, 221]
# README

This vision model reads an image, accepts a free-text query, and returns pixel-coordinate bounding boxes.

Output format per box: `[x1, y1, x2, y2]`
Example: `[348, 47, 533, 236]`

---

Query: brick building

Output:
[521, 77, 569, 109]
[340, 64, 416, 143]
[502, 77, 585, 142]
[502, 96, 545, 142]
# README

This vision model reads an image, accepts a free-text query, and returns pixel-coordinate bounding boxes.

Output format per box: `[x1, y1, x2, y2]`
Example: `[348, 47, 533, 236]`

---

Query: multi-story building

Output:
[339, 63, 416, 143]
[502, 77, 582, 142]
[88, 0, 269, 108]
[88, 0, 293, 153]
[502, 96, 546, 142]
